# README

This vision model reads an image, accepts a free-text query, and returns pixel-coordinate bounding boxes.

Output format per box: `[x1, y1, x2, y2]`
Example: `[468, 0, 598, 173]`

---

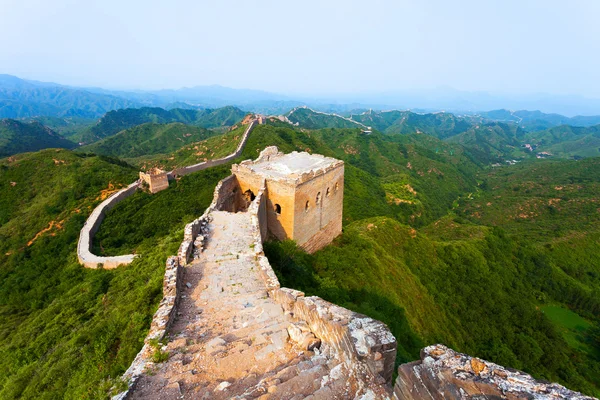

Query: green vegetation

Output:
[525, 124, 600, 159]
[81, 106, 246, 144]
[286, 107, 363, 129]
[79, 122, 218, 161]
[1, 117, 600, 398]
[446, 122, 527, 163]
[0, 119, 76, 157]
[351, 110, 474, 138]
[26, 116, 96, 141]
[480, 109, 600, 131]
[541, 305, 593, 353]
[136, 124, 248, 170]
[0, 148, 229, 399]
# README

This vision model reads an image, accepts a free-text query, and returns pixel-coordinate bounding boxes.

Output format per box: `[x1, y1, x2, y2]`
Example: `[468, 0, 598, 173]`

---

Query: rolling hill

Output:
[79, 122, 218, 160]
[80, 106, 247, 144]
[525, 124, 600, 158]
[479, 109, 600, 131]
[351, 109, 475, 138]
[0, 119, 76, 157]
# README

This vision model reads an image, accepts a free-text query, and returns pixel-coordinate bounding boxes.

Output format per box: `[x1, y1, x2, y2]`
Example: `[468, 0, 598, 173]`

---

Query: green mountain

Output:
[0, 119, 76, 157]
[479, 109, 600, 131]
[80, 106, 247, 144]
[1, 122, 599, 398]
[446, 122, 527, 162]
[79, 122, 218, 160]
[286, 107, 366, 129]
[525, 124, 600, 158]
[351, 110, 475, 138]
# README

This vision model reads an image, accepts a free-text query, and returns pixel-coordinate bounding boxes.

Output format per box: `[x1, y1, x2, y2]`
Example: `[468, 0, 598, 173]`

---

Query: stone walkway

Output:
[131, 211, 352, 399]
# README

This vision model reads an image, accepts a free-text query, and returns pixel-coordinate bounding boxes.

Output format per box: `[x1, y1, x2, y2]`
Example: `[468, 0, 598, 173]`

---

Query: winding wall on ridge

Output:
[76, 119, 257, 269]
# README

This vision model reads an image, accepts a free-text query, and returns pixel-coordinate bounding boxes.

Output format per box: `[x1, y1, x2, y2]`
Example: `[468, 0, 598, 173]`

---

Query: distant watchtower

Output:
[232, 147, 344, 253]
[139, 168, 169, 194]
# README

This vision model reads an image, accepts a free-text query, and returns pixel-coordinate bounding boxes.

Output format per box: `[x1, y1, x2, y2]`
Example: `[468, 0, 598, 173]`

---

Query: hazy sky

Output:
[1, 0, 599, 96]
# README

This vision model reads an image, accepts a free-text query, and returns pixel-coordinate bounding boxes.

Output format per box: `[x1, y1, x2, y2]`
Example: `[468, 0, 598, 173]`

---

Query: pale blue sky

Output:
[1, 0, 599, 97]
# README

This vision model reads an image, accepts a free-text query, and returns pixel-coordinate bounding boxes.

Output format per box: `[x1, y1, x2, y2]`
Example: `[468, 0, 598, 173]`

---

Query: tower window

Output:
[305, 200, 310, 212]
[326, 187, 330, 197]
[274, 203, 281, 214]
[334, 182, 339, 193]
[316, 192, 321, 205]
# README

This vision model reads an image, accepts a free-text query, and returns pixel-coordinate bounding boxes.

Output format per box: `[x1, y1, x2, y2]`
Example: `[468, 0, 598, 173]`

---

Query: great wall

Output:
[77, 117, 596, 399]
[77, 119, 257, 269]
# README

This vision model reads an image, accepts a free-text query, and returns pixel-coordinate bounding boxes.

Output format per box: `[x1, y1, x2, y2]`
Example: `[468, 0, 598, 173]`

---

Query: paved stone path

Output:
[131, 211, 352, 399]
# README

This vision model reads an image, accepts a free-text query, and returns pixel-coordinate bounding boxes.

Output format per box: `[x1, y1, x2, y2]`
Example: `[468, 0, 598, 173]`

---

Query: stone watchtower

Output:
[232, 146, 344, 253]
[139, 168, 169, 194]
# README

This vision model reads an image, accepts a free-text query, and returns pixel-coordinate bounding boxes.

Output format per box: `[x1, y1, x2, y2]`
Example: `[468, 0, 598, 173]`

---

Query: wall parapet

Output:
[112, 256, 184, 400]
[245, 182, 397, 389]
[77, 181, 140, 269]
[78, 118, 257, 269]
[170, 119, 256, 178]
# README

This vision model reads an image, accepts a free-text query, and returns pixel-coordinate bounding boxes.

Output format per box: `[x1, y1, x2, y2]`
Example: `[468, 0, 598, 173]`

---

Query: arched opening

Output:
[326, 187, 330, 197]
[334, 182, 339, 193]
[316, 192, 321, 205]
[244, 189, 256, 202]
[274, 203, 281, 214]
[305, 200, 310, 212]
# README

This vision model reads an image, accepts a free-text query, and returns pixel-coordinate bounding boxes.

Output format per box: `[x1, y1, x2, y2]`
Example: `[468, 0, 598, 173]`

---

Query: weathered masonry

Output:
[139, 168, 169, 194]
[231, 146, 344, 253]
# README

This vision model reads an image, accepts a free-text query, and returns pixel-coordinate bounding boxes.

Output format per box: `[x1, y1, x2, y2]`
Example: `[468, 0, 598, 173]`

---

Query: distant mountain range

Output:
[3, 74, 600, 119]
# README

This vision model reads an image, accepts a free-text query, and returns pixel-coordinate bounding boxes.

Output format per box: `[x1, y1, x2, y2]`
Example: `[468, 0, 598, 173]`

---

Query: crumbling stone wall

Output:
[113, 256, 184, 400]
[77, 181, 140, 269]
[245, 184, 397, 390]
[393, 344, 596, 400]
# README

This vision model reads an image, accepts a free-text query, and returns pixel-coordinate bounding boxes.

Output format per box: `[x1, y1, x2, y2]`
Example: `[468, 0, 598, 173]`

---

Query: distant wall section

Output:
[77, 181, 140, 269]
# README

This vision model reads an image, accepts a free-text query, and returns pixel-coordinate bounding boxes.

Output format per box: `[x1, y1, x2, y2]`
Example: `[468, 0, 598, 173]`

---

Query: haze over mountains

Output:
[4, 74, 600, 119]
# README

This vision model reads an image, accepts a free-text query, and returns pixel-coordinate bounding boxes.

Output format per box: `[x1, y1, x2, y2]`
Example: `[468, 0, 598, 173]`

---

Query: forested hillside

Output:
[525, 124, 600, 158]
[0, 119, 599, 398]
[79, 123, 219, 160]
[0, 119, 76, 157]
[80, 106, 246, 144]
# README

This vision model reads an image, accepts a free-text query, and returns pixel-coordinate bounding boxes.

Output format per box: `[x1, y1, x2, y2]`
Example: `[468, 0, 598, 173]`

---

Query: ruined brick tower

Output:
[232, 146, 344, 253]
[139, 168, 169, 194]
